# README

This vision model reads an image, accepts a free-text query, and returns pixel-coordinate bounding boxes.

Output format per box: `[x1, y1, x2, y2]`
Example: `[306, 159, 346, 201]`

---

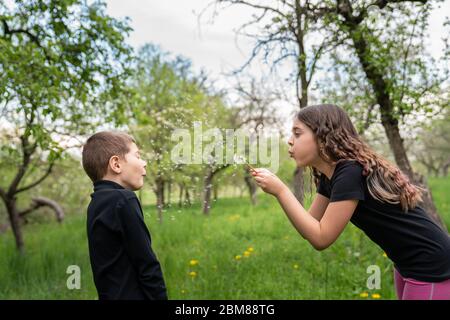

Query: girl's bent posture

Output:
[252, 104, 450, 300]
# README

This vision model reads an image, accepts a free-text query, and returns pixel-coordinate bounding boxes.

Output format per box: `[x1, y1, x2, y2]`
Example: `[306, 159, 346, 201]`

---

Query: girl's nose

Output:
[287, 135, 294, 146]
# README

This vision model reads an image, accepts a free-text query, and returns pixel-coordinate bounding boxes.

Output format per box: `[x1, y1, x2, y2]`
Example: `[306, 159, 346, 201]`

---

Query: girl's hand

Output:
[252, 168, 288, 197]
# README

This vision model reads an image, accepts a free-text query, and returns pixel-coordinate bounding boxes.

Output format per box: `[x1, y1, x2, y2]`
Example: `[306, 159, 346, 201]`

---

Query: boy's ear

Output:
[108, 155, 122, 174]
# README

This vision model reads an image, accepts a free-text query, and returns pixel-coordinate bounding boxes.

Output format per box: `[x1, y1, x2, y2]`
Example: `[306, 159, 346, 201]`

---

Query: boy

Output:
[82, 131, 167, 300]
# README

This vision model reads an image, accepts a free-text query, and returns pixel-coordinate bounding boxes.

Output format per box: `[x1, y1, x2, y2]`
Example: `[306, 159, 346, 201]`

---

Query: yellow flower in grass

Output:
[359, 292, 369, 298]
[189, 271, 197, 278]
[372, 293, 381, 299]
[293, 264, 299, 269]
[243, 251, 251, 258]
[189, 259, 199, 266]
[247, 247, 254, 252]
[181, 289, 186, 294]
[235, 255, 242, 260]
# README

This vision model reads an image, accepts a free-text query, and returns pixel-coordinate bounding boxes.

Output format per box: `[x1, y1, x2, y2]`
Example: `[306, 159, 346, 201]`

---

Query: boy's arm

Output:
[117, 196, 167, 300]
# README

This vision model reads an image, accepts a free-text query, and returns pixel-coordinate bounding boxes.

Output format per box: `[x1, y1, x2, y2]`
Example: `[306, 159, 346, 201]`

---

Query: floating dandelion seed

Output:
[233, 154, 256, 172]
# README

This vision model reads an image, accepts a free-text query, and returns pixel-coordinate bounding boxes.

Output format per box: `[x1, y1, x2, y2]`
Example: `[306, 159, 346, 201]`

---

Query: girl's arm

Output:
[253, 169, 358, 251]
[308, 193, 330, 221]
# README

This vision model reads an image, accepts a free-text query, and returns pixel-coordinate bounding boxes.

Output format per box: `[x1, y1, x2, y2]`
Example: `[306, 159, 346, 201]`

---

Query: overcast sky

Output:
[103, 0, 450, 137]
[106, 0, 257, 82]
[105, 0, 450, 86]
[3, 0, 448, 134]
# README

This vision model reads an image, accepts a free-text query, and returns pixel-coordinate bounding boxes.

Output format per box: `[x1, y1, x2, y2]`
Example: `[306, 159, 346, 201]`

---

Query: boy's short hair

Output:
[82, 131, 136, 182]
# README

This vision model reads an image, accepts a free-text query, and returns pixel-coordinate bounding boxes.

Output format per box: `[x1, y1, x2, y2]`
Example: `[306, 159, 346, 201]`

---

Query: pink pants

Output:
[394, 268, 450, 300]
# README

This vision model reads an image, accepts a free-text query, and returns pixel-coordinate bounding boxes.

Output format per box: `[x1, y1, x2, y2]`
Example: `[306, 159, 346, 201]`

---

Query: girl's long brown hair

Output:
[297, 104, 423, 212]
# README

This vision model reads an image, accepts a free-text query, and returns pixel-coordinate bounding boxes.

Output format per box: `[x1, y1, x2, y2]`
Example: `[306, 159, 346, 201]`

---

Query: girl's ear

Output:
[109, 155, 122, 174]
[317, 141, 325, 154]
[317, 141, 331, 162]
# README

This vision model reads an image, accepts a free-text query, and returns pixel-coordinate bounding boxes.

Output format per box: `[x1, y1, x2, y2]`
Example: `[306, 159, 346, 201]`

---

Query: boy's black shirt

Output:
[87, 180, 167, 300]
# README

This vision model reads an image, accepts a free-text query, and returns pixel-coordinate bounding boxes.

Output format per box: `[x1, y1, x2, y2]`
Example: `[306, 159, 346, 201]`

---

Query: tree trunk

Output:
[167, 181, 172, 206]
[0, 133, 55, 252]
[161, 181, 165, 207]
[381, 117, 414, 178]
[185, 188, 191, 206]
[348, 21, 446, 230]
[138, 188, 143, 204]
[154, 178, 165, 223]
[442, 158, 450, 177]
[244, 171, 258, 205]
[4, 196, 24, 253]
[291, 7, 308, 204]
[293, 167, 305, 205]
[178, 183, 184, 207]
[203, 169, 214, 215]
[213, 184, 218, 202]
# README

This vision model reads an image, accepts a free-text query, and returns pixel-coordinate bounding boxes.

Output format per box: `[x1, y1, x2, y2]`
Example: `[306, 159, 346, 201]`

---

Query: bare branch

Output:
[338, 0, 428, 25]
[18, 196, 64, 223]
[231, 34, 294, 75]
[362, 103, 377, 132]
[369, 0, 427, 11]
[212, 163, 230, 176]
[0, 92, 15, 118]
[218, 0, 289, 20]
[270, 52, 297, 73]
[7, 135, 37, 197]
[306, 44, 325, 87]
[15, 162, 55, 194]
[1, 18, 52, 62]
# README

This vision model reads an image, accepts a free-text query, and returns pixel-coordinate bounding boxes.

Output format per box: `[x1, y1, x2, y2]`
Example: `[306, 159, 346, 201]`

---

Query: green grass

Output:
[0, 177, 449, 300]
[429, 176, 450, 228]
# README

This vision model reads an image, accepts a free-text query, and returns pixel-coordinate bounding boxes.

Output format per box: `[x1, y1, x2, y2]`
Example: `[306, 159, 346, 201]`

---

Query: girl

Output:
[252, 104, 450, 300]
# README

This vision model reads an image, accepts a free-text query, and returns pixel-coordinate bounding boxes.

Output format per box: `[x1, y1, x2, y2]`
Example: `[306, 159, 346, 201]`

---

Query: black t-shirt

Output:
[87, 180, 167, 300]
[317, 160, 450, 283]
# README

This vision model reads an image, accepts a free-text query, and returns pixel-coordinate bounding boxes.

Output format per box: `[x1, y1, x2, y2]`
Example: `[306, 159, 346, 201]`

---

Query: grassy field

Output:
[0, 177, 448, 300]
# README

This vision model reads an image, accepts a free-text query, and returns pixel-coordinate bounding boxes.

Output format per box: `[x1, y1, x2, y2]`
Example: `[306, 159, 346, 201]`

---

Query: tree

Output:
[205, 0, 338, 204]
[231, 77, 284, 205]
[129, 44, 222, 220]
[308, 0, 448, 228]
[413, 104, 450, 177]
[0, 0, 132, 252]
[199, 75, 286, 214]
